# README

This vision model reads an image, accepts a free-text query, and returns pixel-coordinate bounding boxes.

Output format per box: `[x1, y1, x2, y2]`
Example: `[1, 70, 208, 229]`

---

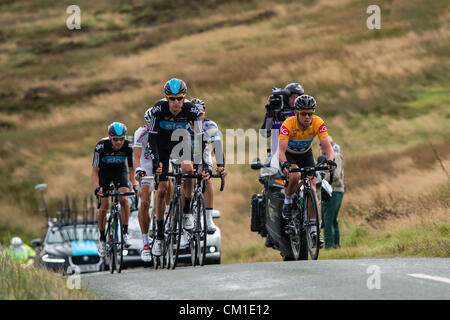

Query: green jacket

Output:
[3, 244, 36, 264]
[325, 152, 345, 193]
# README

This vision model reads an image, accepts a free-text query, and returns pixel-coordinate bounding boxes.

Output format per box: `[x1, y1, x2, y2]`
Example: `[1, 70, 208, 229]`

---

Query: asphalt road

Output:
[81, 258, 450, 300]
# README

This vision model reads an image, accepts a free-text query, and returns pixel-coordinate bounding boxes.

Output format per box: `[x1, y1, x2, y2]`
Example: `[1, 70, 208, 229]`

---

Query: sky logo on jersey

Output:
[102, 155, 126, 164]
[160, 120, 189, 131]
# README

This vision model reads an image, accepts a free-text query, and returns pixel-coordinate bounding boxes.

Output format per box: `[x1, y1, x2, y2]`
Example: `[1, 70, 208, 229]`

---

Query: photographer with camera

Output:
[259, 83, 304, 248]
[261, 82, 305, 154]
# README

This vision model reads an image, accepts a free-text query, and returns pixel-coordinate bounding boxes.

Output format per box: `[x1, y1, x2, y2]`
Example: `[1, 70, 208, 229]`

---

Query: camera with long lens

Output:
[268, 87, 290, 112]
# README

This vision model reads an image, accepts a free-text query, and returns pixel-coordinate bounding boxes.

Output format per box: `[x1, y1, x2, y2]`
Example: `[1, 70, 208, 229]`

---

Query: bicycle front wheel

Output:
[113, 213, 124, 273]
[168, 197, 183, 270]
[105, 217, 113, 273]
[303, 188, 320, 260]
[195, 195, 207, 266]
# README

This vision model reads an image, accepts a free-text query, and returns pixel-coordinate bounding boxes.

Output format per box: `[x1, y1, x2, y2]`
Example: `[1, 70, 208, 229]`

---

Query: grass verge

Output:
[0, 256, 96, 299]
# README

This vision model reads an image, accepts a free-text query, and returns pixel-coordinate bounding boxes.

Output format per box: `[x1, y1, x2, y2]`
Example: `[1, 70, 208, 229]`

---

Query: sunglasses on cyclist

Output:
[112, 136, 125, 141]
[167, 95, 185, 101]
[299, 111, 315, 116]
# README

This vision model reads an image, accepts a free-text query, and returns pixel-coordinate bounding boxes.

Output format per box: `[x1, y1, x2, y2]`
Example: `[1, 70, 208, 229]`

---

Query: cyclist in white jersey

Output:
[133, 124, 154, 262]
[188, 98, 227, 234]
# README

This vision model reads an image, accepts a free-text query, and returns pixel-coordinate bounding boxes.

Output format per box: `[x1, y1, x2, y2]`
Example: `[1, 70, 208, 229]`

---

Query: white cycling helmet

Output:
[11, 236, 23, 247]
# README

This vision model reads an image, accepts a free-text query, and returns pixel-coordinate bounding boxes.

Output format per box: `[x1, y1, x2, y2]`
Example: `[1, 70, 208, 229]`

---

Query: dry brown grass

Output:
[1, 0, 449, 261]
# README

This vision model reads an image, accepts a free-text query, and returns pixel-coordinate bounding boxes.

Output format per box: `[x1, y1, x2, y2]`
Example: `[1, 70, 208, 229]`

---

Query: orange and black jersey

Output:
[279, 115, 329, 154]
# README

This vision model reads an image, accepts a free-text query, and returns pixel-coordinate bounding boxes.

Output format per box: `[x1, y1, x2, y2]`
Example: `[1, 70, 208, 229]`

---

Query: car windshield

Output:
[47, 225, 99, 244]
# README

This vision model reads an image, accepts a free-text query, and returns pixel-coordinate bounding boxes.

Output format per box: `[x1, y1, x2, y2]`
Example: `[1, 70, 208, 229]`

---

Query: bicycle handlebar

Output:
[154, 171, 226, 192]
[210, 174, 225, 192]
[284, 164, 334, 188]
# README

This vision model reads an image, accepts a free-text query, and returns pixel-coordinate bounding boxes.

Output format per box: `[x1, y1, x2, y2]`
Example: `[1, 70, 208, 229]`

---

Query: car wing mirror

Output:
[250, 157, 263, 170]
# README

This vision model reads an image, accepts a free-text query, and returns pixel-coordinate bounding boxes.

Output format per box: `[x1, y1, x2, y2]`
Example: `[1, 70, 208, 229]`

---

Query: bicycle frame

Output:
[101, 187, 134, 273]
[285, 164, 330, 260]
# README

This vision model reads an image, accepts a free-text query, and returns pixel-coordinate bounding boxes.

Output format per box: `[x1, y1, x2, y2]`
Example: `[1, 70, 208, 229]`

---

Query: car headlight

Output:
[42, 254, 66, 264]
[209, 246, 216, 253]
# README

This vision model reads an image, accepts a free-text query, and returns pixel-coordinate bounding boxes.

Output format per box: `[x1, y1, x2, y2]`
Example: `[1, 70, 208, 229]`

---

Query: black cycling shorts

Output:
[156, 147, 172, 182]
[285, 149, 315, 176]
[99, 170, 129, 191]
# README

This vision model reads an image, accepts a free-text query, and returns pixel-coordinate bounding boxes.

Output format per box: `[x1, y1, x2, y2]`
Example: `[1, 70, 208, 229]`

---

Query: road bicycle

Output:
[189, 171, 225, 267]
[284, 162, 334, 260]
[100, 184, 134, 273]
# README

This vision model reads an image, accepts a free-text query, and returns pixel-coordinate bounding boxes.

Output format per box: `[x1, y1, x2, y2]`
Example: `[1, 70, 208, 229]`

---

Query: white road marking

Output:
[407, 273, 450, 285]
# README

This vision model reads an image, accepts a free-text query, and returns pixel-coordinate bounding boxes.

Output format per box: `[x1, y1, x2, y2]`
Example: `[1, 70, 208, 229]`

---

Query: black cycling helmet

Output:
[108, 122, 127, 136]
[190, 98, 205, 111]
[164, 78, 187, 96]
[294, 94, 317, 110]
[284, 82, 304, 96]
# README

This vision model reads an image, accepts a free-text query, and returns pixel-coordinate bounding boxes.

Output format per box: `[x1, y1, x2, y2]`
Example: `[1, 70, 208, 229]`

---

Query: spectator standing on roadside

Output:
[321, 136, 345, 249]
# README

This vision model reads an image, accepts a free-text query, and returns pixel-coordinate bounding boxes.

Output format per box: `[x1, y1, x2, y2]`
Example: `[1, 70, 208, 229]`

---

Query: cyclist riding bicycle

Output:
[187, 98, 227, 234]
[278, 94, 335, 242]
[133, 122, 155, 262]
[144, 78, 209, 257]
[91, 122, 137, 257]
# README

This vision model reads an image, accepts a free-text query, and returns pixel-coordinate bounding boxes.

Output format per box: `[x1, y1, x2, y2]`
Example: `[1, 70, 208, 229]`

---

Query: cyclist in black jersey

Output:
[91, 122, 138, 256]
[144, 78, 209, 256]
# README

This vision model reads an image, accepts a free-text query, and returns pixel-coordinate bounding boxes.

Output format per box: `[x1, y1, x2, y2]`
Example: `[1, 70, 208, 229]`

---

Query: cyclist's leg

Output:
[301, 151, 320, 220]
[115, 171, 131, 232]
[139, 181, 152, 261]
[285, 152, 301, 197]
[198, 165, 217, 233]
[180, 160, 195, 229]
[181, 160, 194, 205]
[154, 152, 170, 245]
[164, 178, 173, 216]
[98, 198, 109, 238]
[139, 184, 151, 234]
[97, 175, 110, 241]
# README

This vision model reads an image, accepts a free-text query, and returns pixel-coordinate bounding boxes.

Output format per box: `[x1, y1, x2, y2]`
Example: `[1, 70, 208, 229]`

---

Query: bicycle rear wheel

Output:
[113, 213, 124, 273]
[168, 197, 183, 270]
[195, 195, 207, 266]
[303, 188, 320, 260]
[289, 194, 308, 261]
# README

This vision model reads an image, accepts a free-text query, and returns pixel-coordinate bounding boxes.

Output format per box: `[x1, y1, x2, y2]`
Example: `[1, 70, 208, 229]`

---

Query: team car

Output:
[32, 221, 102, 274]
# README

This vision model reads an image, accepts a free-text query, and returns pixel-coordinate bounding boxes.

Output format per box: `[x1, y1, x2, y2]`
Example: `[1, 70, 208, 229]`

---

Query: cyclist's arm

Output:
[278, 140, 288, 164]
[207, 121, 225, 168]
[319, 137, 334, 162]
[91, 166, 100, 190]
[126, 144, 137, 187]
[191, 114, 208, 169]
[146, 107, 161, 171]
[278, 121, 290, 166]
[133, 146, 142, 171]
